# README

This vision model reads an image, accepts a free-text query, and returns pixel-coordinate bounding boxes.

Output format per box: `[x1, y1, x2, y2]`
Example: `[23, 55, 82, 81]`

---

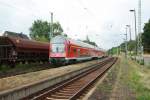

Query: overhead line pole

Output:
[125, 27, 128, 59]
[138, 0, 144, 64]
[126, 25, 132, 56]
[50, 12, 53, 40]
[138, 0, 142, 51]
[138, 0, 143, 53]
[126, 25, 132, 41]
[129, 25, 132, 41]
[130, 9, 138, 55]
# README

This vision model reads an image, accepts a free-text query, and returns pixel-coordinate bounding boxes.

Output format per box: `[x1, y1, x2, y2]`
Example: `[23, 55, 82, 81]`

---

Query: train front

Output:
[49, 35, 67, 65]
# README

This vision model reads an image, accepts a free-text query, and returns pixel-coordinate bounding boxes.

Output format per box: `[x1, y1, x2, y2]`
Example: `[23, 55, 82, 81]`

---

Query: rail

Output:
[23, 57, 117, 100]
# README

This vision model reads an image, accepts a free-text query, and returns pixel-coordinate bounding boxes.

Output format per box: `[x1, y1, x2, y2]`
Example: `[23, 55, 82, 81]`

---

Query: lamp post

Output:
[130, 9, 138, 55]
[126, 25, 132, 56]
[126, 25, 132, 41]
[124, 33, 128, 59]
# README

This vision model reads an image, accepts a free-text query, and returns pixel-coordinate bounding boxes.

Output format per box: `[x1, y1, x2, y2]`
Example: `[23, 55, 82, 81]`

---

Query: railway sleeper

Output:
[46, 97, 68, 100]
[67, 85, 82, 88]
[58, 90, 78, 93]
[62, 88, 81, 92]
[50, 95, 71, 99]
[58, 90, 79, 94]
[55, 92, 74, 96]
[52, 93, 73, 97]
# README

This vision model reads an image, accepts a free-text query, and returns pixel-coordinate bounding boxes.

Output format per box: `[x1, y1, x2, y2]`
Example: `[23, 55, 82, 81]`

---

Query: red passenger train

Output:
[49, 35, 105, 65]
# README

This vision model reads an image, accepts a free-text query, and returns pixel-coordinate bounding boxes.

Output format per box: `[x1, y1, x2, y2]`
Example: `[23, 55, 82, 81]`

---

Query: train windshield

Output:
[51, 43, 65, 53]
[51, 36, 66, 53]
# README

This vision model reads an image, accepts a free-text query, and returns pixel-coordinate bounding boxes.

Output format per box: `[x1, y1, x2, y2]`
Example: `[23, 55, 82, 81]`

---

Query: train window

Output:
[73, 49, 76, 53]
[52, 43, 65, 53]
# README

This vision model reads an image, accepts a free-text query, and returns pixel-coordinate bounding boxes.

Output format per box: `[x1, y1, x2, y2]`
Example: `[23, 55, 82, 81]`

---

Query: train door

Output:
[73, 48, 77, 57]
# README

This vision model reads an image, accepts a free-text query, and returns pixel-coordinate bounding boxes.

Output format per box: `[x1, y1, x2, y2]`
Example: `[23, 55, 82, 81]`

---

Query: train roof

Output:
[51, 35, 105, 52]
[3, 31, 29, 39]
[0, 36, 49, 50]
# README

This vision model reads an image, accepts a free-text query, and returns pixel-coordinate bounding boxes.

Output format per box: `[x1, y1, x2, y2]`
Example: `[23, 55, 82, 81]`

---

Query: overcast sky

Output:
[0, 0, 150, 49]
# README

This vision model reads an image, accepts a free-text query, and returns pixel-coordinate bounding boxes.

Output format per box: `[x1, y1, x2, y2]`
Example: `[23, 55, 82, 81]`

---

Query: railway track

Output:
[23, 57, 117, 100]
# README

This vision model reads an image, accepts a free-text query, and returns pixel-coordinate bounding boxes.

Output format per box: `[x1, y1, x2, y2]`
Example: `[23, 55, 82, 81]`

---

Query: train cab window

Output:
[52, 44, 65, 53]
[51, 36, 66, 53]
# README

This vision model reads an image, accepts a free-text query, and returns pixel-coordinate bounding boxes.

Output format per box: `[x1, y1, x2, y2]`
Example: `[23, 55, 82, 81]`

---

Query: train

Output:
[0, 36, 49, 67]
[0, 32, 105, 67]
[49, 35, 106, 65]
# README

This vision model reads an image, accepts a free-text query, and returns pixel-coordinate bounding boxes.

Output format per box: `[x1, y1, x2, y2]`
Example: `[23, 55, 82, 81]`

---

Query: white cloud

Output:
[0, 0, 150, 49]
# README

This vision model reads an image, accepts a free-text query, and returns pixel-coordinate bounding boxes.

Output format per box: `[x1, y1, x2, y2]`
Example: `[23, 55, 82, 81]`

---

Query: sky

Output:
[0, 0, 150, 50]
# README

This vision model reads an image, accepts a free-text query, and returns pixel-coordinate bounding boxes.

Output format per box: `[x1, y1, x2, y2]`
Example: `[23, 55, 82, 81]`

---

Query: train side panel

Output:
[0, 36, 49, 67]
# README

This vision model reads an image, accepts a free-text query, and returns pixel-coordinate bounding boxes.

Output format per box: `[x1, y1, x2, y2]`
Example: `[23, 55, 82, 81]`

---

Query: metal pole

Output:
[123, 38, 127, 59]
[138, 0, 141, 46]
[120, 45, 121, 55]
[126, 25, 132, 56]
[138, 0, 142, 53]
[125, 38, 128, 59]
[51, 12, 53, 39]
[130, 9, 138, 55]
[126, 25, 132, 41]
[125, 27, 128, 59]
[134, 10, 138, 55]
[138, 0, 144, 63]
[129, 25, 132, 41]
[117, 46, 118, 56]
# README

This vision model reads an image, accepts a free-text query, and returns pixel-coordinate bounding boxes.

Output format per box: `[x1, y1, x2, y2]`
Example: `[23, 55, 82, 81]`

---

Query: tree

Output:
[142, 19, 150, 53]
[107, 47, 118, 55]
[127, 40, 136, 52]
[29, 20, 64, 42]
[52, 22, 63, 36]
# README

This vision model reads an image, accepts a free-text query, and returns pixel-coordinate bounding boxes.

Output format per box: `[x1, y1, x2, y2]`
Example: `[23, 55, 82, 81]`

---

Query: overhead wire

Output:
[0, 1, 38, 17]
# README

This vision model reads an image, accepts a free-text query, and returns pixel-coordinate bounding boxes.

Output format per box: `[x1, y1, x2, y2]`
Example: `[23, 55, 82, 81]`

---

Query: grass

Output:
[0, 63, 36, 72]
[0, 65, 12, 72]
[0, 63, 51, 78]
[90, 57, 150, 99]
[122, 57, 150, 100]
[95, 56, 150, 100]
